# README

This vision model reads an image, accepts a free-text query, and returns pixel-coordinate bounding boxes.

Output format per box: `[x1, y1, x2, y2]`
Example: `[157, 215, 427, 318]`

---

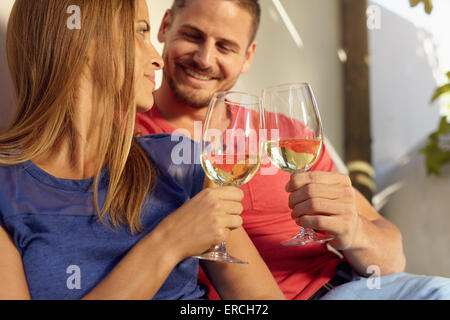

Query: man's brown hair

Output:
[170, 0, 261, 42]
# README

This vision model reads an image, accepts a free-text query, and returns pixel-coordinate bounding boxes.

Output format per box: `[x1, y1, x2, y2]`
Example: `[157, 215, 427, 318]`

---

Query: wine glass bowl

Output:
[194, 91, 264, 263]
[262, 83, 335, 246]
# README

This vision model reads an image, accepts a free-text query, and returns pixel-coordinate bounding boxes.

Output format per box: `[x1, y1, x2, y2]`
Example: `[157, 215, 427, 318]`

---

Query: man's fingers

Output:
[295, 215, 336, 233]
[285, 171, 352, 192]
[291, 198, 353, 219]
[288, 184, 354, 209]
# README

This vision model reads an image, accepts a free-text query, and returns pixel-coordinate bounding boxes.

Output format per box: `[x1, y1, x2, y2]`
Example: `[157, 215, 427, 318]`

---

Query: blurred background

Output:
[0, 0, 449, 277]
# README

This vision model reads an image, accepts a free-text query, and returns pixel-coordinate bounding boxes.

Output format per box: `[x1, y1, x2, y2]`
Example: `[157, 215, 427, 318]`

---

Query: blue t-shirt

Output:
[0, 134, 207, 300]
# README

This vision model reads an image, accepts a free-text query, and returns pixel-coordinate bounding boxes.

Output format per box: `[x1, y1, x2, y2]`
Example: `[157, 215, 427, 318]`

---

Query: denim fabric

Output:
[321, 270, 450, 300]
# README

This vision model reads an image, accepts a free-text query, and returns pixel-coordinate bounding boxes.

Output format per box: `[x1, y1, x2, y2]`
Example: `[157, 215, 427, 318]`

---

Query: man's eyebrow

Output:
[180, 24, 241, 51]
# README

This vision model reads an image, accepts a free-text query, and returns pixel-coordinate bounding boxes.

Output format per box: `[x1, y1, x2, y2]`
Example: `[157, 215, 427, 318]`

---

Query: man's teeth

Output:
[184, 67, 213, 81]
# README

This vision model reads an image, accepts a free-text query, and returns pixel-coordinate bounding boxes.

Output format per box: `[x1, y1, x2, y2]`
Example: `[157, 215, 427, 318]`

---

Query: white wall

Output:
[369, 2, 450, 277]
[235, 0, 344, 158]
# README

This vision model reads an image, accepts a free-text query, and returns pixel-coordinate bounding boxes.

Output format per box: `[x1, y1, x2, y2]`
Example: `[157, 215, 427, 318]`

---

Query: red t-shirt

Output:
[136, 106, 343, 300]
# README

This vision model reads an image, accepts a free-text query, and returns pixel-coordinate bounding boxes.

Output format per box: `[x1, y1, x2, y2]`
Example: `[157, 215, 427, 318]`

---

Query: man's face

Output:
[158, 0, 257, 108]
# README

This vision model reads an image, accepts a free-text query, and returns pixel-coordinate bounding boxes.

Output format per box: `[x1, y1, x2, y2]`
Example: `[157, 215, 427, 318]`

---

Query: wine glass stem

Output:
[214, 242, 227, 254]
[298, 227, 306, 237]
[291, 171, 308, 236]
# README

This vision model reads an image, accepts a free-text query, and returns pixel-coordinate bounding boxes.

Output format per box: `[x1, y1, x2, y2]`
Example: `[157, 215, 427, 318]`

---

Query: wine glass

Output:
[262, 82, 335, 246]
[193, 91, 264, 264]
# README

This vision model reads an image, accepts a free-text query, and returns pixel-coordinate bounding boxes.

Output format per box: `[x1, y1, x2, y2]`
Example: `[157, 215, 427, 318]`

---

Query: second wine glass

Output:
[194, 91, 264, 264]
[262, 83, 335, 246]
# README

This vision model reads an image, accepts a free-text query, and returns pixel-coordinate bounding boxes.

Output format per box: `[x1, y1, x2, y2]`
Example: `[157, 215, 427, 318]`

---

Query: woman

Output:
[0, 0, 284, 300]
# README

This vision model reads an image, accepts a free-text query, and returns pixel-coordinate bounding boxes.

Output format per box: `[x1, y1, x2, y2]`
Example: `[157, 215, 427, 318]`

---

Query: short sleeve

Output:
[0, 209, 4, 230]
[0, 209, 24, 256]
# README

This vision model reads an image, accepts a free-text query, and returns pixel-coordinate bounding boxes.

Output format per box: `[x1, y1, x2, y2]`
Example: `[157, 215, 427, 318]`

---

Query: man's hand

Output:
[286, 171, 362, 251]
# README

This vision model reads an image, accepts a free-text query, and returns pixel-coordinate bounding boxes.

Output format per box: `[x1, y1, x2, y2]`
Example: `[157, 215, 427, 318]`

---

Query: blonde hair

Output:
[1, 0, 155, 234]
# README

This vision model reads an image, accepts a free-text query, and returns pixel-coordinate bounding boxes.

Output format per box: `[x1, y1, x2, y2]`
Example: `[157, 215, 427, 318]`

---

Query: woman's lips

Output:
[145, 75, 155, 85]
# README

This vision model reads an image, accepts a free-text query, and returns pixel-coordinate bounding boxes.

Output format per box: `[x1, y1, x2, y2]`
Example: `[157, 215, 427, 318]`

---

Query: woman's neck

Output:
[33, 74, 103, 180]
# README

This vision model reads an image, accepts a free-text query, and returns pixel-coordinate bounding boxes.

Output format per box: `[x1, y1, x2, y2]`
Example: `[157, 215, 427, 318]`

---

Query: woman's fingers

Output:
[216, 186, 245, 202]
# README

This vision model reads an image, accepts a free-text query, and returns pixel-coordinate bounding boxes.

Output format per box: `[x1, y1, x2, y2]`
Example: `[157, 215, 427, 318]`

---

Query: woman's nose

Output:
[149, 44, 164, 70]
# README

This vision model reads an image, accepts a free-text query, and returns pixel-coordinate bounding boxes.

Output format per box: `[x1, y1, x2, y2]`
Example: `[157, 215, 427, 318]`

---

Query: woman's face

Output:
[134, 0, 164, 112]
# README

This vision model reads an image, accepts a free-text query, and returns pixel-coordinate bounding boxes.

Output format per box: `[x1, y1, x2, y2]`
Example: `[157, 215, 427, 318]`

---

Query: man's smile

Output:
[178, 63, 219, 83]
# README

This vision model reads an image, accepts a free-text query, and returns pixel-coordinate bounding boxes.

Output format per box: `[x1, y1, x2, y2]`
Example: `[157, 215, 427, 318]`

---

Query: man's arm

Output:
[287, 171, 406, 277]
[202, 226, 286, 300]
[341, 189, 406, 276]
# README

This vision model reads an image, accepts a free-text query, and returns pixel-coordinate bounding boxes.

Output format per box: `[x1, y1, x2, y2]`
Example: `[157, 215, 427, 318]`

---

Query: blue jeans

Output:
[320, 272, 450, 300]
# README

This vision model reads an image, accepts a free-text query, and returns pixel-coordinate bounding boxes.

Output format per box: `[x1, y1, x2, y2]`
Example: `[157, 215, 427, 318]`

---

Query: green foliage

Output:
[422, 72, 450, 175]
[408, 0, 450, 175]
[409, 0, 434, 14]
[431, 72, 450, 102]
[421, 116, 450, 175]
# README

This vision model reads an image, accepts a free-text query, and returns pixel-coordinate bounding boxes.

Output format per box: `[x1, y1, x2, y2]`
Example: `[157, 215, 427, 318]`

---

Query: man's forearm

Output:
[342, 216, 406, 276]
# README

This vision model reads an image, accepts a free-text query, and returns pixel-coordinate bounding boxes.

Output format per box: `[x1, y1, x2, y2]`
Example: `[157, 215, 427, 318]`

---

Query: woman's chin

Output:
[136, 100, 154, 113]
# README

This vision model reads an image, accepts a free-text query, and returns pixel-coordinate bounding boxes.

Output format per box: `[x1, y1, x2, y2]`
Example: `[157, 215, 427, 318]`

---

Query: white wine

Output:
[201, 154, 260, 186]
[266, 139, 321, 173]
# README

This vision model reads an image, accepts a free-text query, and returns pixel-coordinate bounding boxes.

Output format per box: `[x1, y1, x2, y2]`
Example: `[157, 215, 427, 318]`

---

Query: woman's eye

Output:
[137, 28, 149, 35]
[137, 23, 150, 35]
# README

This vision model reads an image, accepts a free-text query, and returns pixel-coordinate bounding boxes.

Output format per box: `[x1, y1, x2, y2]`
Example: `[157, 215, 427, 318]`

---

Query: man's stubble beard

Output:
[164, 62, 238, 110]
[165, 68, 213, 109]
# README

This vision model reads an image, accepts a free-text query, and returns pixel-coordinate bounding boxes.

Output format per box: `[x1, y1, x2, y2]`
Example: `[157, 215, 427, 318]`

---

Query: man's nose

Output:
[193, 41, 215, 69]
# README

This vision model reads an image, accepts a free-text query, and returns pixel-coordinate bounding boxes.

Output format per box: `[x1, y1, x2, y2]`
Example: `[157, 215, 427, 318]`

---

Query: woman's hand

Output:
[156, 186, 244, 261]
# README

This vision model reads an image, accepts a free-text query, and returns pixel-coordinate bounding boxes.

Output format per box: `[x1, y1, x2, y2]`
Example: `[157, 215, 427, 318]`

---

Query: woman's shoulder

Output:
[135, 134, 204, 197]
[0, 163, 26, 221]
[136, 133, 199, 166]
[0, 162, 25, 180]
[136, 133, 197, 147]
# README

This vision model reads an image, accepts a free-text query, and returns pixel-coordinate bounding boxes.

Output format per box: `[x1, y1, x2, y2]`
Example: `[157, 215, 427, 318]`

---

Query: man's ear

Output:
[158, 10, 173, 43]
[241, 41, 257, 74]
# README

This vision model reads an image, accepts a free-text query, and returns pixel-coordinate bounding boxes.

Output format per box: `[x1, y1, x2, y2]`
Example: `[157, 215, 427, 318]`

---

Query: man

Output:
[136, 0, 450, 300]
